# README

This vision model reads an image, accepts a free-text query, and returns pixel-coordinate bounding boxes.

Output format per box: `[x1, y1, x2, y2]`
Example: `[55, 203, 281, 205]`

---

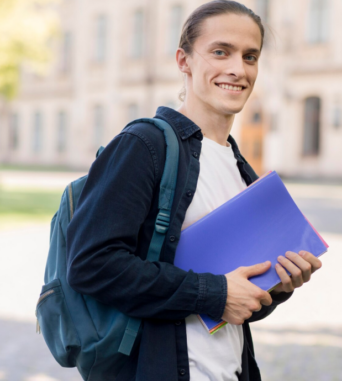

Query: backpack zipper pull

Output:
[36, 318, 41, 334]
[35, 310, 41, 334]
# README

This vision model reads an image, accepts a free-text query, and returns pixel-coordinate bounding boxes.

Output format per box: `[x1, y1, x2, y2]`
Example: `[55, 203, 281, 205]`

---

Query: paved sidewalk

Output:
[254, 328, 342, 381]
[0, 319, 80, 381]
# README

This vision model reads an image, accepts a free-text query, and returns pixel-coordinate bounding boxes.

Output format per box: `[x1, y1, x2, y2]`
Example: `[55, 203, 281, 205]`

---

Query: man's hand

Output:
[271, 250, 322, 294]
[222, 261, 273, 325]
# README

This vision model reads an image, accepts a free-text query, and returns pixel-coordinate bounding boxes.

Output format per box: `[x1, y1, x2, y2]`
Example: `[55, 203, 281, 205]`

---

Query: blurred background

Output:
[0, 0, 341, 380]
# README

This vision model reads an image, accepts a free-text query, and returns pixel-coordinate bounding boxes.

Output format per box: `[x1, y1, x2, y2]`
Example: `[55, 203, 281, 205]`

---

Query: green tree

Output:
[0, 0, 60, 100]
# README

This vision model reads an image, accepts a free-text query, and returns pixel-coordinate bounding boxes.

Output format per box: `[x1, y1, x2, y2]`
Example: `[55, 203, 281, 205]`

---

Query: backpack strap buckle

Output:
[155, 210, 170, 234]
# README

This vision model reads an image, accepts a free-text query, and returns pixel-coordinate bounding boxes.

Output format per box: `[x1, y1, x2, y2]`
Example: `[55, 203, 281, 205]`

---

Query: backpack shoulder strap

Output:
[124, 117, 179, 214]
[118, 117, 180, 356]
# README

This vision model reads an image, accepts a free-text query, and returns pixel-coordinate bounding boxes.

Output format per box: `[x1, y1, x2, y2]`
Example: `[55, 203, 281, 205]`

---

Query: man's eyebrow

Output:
[208, 41, 235, 49]
[208, 41, 261, 55]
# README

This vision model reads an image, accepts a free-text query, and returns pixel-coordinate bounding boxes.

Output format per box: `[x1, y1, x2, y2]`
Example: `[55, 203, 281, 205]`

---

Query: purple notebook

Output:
[174, 171, 328, 334]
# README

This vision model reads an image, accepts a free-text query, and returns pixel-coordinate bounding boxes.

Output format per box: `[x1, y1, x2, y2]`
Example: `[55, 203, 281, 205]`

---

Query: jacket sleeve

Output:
[66, 131, 227, 321]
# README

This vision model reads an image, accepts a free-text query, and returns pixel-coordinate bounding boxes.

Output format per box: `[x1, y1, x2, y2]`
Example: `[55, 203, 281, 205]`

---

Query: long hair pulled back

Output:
[178, 0, 265, 102]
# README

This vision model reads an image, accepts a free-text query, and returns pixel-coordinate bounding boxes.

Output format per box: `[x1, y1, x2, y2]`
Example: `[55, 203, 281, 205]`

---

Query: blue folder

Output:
[174, 171, 328, 333]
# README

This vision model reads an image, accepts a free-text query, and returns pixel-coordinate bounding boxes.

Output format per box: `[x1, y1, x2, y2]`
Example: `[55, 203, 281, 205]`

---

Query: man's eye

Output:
[213, 50, 225, 56]
[245, 55, 257, 62]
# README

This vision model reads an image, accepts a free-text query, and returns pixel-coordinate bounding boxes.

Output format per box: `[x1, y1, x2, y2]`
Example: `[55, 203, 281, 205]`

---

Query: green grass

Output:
[0, 187, 63, 228]
[0, 164, 79, 172]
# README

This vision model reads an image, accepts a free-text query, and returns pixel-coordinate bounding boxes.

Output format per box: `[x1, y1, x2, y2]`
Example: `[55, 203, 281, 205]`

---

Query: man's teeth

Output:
[218, 84, 243, 91]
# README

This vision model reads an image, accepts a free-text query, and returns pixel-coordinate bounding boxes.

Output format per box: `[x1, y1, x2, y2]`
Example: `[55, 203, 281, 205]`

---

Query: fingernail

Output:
[299, 251, 305, 257]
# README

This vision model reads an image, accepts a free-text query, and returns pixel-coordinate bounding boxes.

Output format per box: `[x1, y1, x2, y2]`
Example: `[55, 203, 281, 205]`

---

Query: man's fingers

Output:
[260, 290, 272, 306]
[299, 251, 322, 273]
[275, 263, 294, 292]
[284, 251, 311, 282]
[249, 284, 272, 306]
[249, 302, 263, 312]
[277, 255, 303, 287]
[240, 261, 272, 278]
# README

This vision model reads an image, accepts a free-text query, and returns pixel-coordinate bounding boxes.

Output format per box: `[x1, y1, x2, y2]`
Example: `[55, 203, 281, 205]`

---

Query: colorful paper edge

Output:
[209, 321, 227, 335]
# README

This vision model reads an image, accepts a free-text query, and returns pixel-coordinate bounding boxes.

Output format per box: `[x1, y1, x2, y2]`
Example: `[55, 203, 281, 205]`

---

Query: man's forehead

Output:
[198, 14, 262, 49]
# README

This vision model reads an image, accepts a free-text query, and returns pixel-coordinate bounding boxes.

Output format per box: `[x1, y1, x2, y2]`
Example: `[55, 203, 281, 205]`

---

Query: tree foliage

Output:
[0, 0, 60, 100]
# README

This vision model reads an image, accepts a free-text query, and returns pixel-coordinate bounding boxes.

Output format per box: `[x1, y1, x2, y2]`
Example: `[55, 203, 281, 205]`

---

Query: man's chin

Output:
[220, 103, 244, 115]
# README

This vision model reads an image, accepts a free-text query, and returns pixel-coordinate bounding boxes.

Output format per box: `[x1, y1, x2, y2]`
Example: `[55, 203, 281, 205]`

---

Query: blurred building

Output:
[1, 0, 341, 179]
[255, 0, 342, 179]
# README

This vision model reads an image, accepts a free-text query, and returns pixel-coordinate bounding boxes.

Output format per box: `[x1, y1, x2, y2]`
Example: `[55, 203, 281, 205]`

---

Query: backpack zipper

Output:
[35, 289, 55, 333]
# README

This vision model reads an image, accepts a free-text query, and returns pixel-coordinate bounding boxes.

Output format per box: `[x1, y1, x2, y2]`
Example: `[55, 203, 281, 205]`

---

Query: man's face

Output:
[185, 13, 262, 115]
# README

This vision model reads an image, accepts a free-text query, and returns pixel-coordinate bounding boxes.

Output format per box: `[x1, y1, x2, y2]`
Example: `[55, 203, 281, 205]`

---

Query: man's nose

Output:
[224, 55, 246, 79]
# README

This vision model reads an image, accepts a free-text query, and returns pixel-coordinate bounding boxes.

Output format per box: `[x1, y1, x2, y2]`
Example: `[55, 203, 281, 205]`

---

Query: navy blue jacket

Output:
[67, 106, 292, 381]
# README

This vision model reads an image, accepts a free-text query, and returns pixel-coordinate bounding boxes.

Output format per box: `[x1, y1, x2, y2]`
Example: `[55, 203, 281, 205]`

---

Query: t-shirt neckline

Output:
[202, 136, 231, 150]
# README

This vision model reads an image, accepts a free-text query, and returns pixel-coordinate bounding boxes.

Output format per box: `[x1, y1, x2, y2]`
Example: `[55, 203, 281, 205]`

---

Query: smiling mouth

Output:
[215, 83, 246, 91]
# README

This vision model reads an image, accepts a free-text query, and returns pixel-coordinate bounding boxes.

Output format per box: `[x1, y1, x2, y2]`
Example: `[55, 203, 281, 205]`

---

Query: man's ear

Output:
[176, 48, 191, 75]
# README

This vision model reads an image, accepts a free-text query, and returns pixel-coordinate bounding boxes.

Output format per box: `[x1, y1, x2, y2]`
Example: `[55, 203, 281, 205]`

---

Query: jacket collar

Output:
[155, 106, 244, 163]
[155, 106, 200, 140]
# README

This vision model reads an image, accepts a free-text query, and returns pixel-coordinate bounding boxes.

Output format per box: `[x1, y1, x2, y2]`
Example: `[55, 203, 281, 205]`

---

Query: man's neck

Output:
[177, 99, 235, 147]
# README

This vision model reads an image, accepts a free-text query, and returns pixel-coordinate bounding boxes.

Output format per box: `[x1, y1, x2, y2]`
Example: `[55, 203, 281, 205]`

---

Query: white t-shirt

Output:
[181, 136, 247, 381]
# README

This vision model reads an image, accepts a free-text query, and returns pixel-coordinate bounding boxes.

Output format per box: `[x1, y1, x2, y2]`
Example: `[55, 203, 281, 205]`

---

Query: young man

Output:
[67, 2, 322, 380]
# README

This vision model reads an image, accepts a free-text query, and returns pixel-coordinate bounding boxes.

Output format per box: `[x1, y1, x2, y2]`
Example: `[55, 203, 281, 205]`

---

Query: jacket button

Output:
[169, 236, 176, 242]
[192, 151, 199, 158]
[179, 369, 186, 376]
[186, 190, 192, 197]
[175, 320, 181, 325]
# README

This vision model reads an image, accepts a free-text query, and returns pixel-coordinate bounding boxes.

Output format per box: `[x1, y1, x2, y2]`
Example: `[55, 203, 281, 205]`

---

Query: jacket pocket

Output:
[36, 278, 81, 367]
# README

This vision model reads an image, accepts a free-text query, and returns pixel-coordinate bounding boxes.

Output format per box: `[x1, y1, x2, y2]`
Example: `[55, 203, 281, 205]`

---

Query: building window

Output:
[94, 15, 107, 62]
[306, 0, 330, 43]
[255, 0, 270, 23]
[128, 103, 139, 121]
[94, 105, 104, 148]
[168, 5, 183, 55]
[332, 106, 341, 129]
[132, 10, 144, 58]
[252, 111, 262, 124]
[250, 99, 262, 124]
[57, 111, 67, 152]
[9, 113, 19, 150]
[32, 111, 43, 153]
[303, 97, 321, 156]
[60, 31, 72, 72]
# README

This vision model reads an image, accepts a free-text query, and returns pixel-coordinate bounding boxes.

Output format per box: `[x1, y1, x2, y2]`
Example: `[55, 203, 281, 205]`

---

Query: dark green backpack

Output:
[35, 118, 179, 380]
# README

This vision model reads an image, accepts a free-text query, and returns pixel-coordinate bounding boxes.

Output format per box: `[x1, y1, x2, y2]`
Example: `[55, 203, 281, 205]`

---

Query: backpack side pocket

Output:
[36, 278, 81, 367]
